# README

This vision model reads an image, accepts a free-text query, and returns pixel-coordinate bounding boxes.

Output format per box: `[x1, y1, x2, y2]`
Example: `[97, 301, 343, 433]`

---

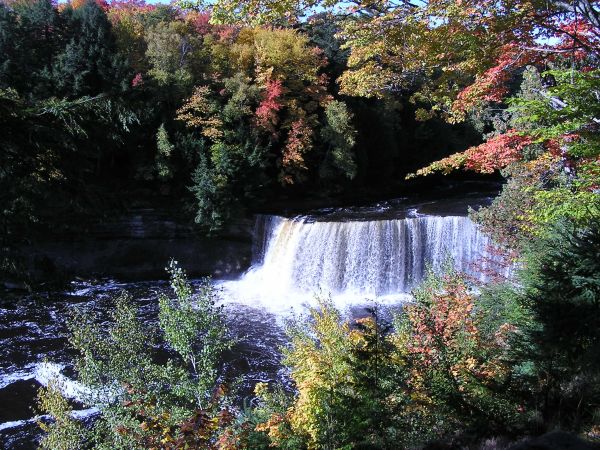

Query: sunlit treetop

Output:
[180, 0, 345, 25]
[69, 0, 109, 9]
[195, 0, 600, 123]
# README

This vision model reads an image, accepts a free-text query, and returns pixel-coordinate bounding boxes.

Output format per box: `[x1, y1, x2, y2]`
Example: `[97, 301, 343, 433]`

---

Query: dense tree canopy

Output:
[2, 0, 484, 281]
[1, 0, 595, 447]
[207, 0, 599, 245]
[1, 0, 597, 283]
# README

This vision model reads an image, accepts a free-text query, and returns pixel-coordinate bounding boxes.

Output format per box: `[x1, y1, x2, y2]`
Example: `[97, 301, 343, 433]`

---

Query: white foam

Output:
[0, 368, 35, 390]
[217, 279, 413, 318]
[33, 362, 90, 402]
[0, 417, 45, 432]
[70, 407, 99, 420]
[0, 408, 99, 432]
[0, 364, 100, 435]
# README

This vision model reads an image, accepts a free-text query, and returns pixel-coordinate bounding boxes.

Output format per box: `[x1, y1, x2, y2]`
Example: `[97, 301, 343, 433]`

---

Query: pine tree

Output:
[514, 219, 600, 429]
[53, 0, 128, 97]
[156, 123, 174, 180]
[0, 0, 61, 95]
[0, 5, 19, 89]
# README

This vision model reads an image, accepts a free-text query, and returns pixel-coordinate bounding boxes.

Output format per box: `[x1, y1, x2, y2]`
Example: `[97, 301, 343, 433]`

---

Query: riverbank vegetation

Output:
[37, 219, 600, 448]
[2, 0, 598, 446]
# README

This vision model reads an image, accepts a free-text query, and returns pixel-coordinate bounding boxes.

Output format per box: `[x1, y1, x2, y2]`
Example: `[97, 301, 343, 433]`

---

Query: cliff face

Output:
[14, 209, 254, 285]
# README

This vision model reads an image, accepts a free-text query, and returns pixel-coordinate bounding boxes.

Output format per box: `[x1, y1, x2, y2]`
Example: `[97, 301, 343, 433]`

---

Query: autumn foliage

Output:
[397, 272, 519, 432]
[117, 392, 239, 450]
[410, 130, 534, 177]
[451, 45, 538, 120]
[250, 271, 524, 448]
[255, 78, 283, 134]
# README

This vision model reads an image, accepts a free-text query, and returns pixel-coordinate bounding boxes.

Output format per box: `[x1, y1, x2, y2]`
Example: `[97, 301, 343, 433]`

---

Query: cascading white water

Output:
[221, 214, 501, 310]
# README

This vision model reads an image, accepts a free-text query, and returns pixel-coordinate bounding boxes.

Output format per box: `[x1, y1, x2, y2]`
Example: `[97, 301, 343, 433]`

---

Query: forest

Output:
[0, 0, 599, 448]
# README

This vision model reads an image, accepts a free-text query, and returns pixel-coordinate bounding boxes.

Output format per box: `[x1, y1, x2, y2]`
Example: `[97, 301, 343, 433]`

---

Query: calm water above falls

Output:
[0, 197, 504, 449]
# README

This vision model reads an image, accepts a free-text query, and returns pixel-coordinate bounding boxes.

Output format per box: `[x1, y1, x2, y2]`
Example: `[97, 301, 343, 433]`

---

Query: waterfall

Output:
[251, 214, 281, 265]
[237, 215, 498, 300]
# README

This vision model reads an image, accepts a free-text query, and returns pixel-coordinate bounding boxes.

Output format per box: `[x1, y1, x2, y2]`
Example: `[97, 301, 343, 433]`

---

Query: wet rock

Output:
[0, 379, 41, 422]
[0, 421, 41, 450]
[14, 208, 254, 284]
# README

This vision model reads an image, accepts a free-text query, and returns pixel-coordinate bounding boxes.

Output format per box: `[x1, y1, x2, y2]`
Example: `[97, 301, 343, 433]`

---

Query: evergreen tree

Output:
[15, 0, 62, 94]
[156, 123, 174, 180]
[0, 0, 61, 95]
[53, 0, 128, 97]
[320, 100, 357, 181]
[514, 219, 600, 430]
[0, 4, 20, 90]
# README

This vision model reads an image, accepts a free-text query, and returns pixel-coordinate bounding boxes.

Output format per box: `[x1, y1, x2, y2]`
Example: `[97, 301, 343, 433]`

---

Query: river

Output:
[0, 194, 505, 449]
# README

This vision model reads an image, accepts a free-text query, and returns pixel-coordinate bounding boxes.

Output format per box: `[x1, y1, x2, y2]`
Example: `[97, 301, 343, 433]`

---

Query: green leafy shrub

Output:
[37, 380, 89, 450]
[38, 260, 233, 449]
[253, 299, 409, 450]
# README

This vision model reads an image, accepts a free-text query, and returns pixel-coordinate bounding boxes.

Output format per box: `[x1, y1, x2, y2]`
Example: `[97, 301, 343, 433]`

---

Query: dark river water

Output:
[0, 279, 402, 450]
[0, 280, 296, 450]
